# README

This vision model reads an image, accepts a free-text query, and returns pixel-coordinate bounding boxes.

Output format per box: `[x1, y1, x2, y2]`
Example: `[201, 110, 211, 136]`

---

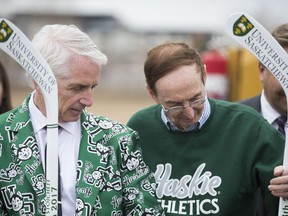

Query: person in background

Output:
[127, 42, 288, 215]
[0, 24, 164, 215]
[239, 23, 288, 132]
[238, 23, 288, 216]
[0, 61, 12, 114]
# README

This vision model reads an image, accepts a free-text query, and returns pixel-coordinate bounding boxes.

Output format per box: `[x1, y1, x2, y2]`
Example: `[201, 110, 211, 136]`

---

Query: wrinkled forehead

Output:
[161, 63, 201, 82]
[155, 64, 204, 98]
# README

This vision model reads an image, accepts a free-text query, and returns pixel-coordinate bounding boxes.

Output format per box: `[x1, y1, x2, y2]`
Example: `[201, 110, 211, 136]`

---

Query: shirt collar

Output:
[29, 91, 47, 133]
[260, 91, 281, 124]
[161, 96, 211, 132]
[58, 122, 77, 135]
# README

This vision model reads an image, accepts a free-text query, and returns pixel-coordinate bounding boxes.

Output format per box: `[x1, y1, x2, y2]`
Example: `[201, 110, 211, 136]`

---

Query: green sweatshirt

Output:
[127, 98, 285, 216]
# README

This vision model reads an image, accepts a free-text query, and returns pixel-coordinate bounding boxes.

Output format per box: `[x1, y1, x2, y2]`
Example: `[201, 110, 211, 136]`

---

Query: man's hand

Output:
[268, 166, 288, 198]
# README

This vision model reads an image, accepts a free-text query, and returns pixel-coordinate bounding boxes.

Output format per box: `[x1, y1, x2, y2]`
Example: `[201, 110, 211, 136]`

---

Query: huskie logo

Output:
[154, 163, 222, 215]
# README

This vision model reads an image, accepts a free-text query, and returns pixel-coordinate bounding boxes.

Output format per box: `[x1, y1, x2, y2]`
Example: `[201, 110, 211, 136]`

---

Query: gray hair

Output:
[27, 24, 108, 87]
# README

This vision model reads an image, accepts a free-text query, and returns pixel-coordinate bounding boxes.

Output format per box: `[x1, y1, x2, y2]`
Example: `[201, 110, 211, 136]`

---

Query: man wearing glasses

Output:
[127, 42, 288, 215]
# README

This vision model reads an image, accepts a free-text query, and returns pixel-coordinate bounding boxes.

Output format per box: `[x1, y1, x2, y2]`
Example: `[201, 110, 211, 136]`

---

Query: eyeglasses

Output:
[161, 98, 206, 115]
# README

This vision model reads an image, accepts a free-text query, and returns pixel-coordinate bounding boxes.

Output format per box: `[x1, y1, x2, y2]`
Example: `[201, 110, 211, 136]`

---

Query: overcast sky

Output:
[2, 0, 288, 34]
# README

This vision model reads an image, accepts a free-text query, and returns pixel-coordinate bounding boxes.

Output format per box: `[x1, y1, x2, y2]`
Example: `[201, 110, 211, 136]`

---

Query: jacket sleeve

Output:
[253, 120, 284, 214]
[117, 128, 165, 215]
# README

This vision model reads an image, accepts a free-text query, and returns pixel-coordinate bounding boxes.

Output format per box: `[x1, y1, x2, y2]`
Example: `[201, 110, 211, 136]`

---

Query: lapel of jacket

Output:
[256, 94, 262, 113]
[75, 111, 111, 214]
[10, 94, 46, 199]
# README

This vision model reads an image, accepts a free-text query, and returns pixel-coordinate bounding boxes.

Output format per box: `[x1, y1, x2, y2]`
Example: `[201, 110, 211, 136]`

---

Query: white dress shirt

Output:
[29, 91, 81, 215]
[260, 90, 281, 129]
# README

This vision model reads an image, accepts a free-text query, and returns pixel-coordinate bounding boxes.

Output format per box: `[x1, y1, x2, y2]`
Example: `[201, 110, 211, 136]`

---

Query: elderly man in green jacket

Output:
[0, 23, 164, 216]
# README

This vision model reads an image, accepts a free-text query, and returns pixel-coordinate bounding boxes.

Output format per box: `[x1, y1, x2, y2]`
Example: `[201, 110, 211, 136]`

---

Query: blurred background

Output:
[1, 0, 288, 123]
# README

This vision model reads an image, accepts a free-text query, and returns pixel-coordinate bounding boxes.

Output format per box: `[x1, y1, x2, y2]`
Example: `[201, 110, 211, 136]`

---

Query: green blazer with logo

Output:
[0, 94, 164, 216]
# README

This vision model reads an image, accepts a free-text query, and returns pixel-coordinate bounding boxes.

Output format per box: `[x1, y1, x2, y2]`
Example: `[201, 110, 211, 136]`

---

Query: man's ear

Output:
[258, 62, 266, 82]
[33, 80, 43, 95]
[258, 62, 265, 74]
[203, 64, 207, 85]
[146, 84, 160, 104]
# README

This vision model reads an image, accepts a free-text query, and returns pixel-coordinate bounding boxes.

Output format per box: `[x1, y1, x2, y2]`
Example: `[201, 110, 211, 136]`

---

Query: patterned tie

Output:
[57, 156, 62, 216]
[276, 116, 287, 135]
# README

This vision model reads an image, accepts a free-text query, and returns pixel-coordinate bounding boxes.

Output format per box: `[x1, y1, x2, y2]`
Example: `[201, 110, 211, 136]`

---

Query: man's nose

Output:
[182, 105, 195, 118]
[80, 89, 93, 107]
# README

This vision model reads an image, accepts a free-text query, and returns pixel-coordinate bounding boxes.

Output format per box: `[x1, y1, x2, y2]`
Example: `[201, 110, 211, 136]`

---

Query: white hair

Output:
[27, 24, 108, 87]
